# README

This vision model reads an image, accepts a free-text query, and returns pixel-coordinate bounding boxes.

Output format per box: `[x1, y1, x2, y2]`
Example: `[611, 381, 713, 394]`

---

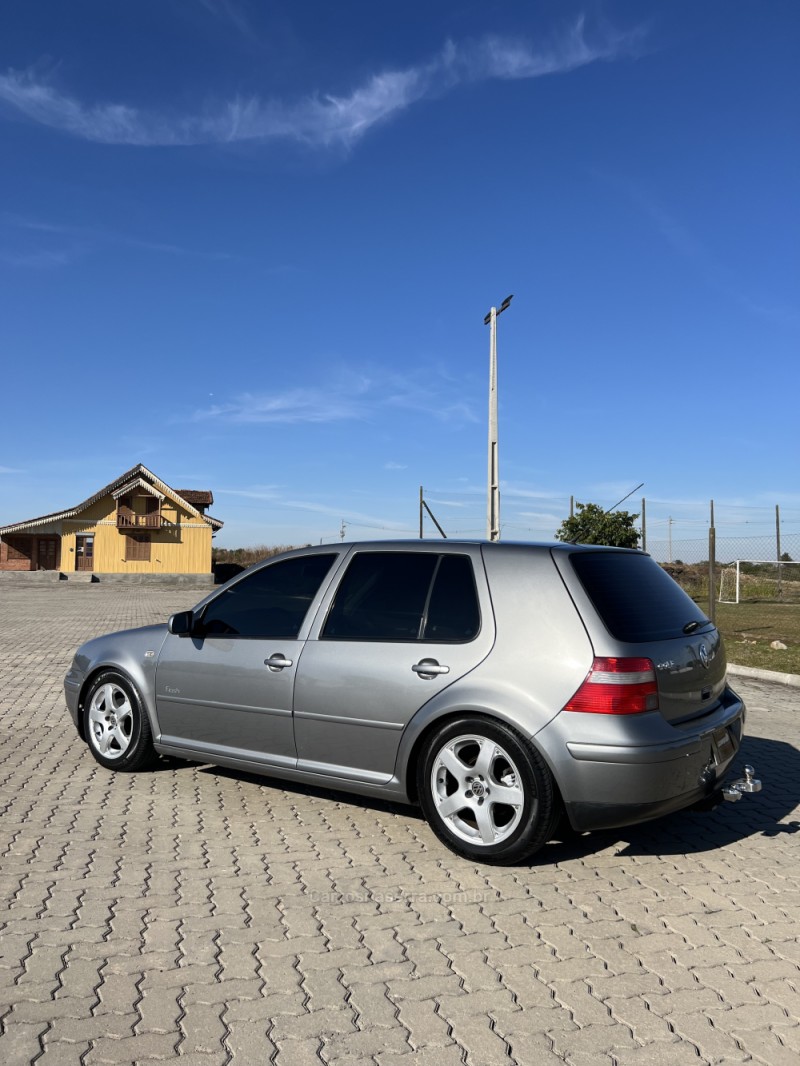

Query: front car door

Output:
[293, 546, 495, 784]
[155, 552, 340, 768]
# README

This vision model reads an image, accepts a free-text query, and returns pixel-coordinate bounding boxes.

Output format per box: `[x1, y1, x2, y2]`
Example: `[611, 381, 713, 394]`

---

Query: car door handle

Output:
[412, 659, 450, 678]
[265, 654, 293, 671]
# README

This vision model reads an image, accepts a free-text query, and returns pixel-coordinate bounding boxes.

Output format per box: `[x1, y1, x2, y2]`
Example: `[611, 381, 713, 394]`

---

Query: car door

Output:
[155, 552, 339, 768]
[293, 547, 495, 783]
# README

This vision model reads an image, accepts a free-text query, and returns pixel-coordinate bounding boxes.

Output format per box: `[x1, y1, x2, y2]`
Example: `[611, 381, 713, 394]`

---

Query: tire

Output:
[417, 716, 558, 864]
[83, 671, 156, 772]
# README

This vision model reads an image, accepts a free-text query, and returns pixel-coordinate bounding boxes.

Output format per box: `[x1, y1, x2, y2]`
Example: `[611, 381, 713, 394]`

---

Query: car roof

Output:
[273, 539, 643, 555]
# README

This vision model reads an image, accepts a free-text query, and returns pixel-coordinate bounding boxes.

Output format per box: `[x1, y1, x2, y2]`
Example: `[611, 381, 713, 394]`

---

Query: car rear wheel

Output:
[418, 717, 558, 863]
[84, 671, 156, 771]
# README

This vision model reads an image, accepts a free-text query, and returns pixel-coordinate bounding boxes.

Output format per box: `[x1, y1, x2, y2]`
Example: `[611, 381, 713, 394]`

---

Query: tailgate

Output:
[646, 629, 727, 724]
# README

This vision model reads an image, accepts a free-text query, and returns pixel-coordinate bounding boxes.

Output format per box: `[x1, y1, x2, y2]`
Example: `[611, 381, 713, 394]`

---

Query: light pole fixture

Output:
[484, 294, 513, 541]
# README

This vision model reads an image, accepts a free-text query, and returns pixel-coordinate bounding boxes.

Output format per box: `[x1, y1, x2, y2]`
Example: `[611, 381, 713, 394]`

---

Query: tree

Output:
[554, 502, 640, 548]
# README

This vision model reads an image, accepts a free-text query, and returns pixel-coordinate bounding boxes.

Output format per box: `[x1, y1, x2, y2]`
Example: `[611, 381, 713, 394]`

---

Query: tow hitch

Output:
[721, 764, 762, 802]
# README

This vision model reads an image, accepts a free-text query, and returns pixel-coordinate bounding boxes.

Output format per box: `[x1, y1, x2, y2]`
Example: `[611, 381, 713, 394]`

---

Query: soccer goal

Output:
[718, 560, 800, 604]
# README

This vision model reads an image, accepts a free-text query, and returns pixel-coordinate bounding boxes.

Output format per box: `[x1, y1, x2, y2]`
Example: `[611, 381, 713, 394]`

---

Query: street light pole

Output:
[484, 294, 513, 542]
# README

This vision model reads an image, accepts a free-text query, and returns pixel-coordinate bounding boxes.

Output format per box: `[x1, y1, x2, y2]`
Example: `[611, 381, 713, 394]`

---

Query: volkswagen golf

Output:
[65, 541, 755, 863]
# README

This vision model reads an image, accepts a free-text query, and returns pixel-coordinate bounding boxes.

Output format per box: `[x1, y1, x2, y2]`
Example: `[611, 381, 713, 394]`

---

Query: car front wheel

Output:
[417, 717, 558, 863]
[84, 671, 156, 771]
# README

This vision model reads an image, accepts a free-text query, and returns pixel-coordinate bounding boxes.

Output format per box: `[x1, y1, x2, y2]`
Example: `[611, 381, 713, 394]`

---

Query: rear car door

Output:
[155, 553, 339, 768]
[293, 547, 495, 784]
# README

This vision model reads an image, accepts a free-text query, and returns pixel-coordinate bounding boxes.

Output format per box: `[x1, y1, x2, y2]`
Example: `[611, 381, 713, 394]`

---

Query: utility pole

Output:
[708, 500, 716, 623]
[484, 294, 513, 542]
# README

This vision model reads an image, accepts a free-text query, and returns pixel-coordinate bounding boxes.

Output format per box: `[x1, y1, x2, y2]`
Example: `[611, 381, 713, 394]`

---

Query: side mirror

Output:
[168, 610, 195, 637]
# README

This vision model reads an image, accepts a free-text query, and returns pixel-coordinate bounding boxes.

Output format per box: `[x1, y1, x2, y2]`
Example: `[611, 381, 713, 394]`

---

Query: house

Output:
[0, 464, 223, 575]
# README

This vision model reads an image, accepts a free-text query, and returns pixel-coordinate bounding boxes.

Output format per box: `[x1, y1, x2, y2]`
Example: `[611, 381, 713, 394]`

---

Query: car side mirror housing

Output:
[168, 610, 195, 637]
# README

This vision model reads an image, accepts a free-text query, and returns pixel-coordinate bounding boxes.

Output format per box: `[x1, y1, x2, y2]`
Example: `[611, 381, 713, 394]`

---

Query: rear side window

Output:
[199, 554, 337, 639]
[423, 554, 480, 641]
[322, 552, 480, 642]
[570, 551, 709, 642]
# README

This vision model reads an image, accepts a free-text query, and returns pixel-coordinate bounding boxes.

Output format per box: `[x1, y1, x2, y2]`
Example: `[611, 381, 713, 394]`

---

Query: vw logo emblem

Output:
[699, 644, 709, 669]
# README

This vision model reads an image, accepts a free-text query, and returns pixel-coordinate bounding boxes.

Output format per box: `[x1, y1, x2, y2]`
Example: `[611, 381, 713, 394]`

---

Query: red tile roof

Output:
[175, 490, 214, 507]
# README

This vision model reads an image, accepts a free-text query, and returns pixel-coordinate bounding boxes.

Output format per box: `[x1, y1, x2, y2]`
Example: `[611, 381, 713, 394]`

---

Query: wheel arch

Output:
[77, 664, 154, 742]
[401, 703, 563, 809]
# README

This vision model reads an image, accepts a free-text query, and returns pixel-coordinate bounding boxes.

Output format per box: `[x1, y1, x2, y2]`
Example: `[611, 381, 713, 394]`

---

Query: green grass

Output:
[715, 601, 800, 674]
[666, 562, 799, 674]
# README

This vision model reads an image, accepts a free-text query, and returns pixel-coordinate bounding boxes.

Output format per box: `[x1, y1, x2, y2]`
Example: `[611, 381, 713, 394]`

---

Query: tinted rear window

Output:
[570, 551, 710, 642]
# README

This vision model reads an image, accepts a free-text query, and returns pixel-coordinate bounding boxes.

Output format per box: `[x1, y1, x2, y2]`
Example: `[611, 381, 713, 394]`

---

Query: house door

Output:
[76, 535, 94, 571]
[37, 537, 60, 570]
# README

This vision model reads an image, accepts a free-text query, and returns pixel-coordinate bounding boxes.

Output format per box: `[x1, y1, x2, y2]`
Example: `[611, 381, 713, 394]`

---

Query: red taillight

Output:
[563, 657, 658, 715]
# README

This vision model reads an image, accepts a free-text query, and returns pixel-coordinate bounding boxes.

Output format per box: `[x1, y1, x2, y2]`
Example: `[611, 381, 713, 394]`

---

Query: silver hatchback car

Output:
[65, 541, 754, 863]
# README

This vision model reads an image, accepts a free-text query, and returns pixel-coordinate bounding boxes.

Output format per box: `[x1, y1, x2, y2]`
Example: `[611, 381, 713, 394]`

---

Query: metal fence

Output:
[419, 491, 800, 562]
[417, 490, 800, 612]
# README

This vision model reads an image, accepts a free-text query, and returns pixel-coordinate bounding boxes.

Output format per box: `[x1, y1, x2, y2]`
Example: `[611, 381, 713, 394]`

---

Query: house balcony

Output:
[116, 508, 164, 530]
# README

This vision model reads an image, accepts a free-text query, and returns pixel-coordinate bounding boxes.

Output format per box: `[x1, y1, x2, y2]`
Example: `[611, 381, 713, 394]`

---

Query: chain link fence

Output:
[418, 489, 800, 607]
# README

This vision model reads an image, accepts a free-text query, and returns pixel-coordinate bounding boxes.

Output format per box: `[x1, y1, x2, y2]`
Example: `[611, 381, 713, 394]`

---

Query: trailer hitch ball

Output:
[722, 764, 762, 803]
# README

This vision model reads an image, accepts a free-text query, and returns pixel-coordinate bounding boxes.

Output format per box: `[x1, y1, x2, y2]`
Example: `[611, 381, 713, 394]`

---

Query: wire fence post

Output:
[641, 497, 646, 552]
[708, 499, 716, 623]
[776, 503, 782, 597]
[419, 486, 424, 539]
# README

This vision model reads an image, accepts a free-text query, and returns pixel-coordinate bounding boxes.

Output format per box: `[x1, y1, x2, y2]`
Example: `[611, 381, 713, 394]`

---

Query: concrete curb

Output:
[727, 662, 800, 687]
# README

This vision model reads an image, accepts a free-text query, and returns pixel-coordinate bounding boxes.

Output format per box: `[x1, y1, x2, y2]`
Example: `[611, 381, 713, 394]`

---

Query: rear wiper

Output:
[682, 619, 708, 634]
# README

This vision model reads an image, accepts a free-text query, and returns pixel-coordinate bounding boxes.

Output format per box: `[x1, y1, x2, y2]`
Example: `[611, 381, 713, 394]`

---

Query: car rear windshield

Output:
[569, 551, 711, 642]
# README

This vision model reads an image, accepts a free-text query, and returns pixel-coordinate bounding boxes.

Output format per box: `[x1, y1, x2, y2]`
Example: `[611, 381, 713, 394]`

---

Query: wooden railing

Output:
[116, 508, 163, 529]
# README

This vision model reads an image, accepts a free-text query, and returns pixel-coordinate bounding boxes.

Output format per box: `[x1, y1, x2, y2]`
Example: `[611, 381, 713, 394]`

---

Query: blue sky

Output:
[1, 0, 798, 548]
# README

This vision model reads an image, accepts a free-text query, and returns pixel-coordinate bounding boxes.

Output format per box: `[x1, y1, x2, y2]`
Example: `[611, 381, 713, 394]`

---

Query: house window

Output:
[126, 533, 151, 562]
[5, 536, 32, 562]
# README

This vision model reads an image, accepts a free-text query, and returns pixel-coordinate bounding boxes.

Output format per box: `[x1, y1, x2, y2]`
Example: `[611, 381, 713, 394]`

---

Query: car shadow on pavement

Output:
[543, 735, 800, 864]
[158, 735, 798, 865]
[196, 763, 421, 819]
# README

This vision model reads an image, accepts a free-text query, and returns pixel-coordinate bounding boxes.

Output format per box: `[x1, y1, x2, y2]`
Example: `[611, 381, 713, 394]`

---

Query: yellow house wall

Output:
[60, 493, 214, 574]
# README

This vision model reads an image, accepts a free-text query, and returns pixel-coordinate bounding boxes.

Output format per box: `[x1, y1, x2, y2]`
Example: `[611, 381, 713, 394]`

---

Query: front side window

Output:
[199, 553, 337, 639]
[322, 552, 480, 642]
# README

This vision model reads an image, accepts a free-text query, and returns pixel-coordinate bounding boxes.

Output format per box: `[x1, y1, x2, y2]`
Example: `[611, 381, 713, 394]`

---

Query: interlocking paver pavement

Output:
[1, 584, 798, 1065]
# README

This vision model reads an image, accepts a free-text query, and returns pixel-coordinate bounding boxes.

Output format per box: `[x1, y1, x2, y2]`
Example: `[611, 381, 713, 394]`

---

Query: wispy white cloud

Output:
[282, 498, 409, 529]
[193, 383, 371, 425]
[217, 485, 409, 531]
[0, 18, 644, 149]
[426, 497, 467, 509]
[217, 486, 283, 500]
[189, 366, 479, 427]
[0, 247, 79, 268]
[1, 212, 233, 261]
[517, 509, 567, 524]
[603, 175, 799, 327]
[197, 0, 255, 41]
[0, 465, 24, 474]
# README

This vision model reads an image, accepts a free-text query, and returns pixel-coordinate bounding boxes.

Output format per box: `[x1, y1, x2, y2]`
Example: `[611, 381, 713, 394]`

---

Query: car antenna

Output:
[567, 482, 644, 544]
[607, 482, 644, 515]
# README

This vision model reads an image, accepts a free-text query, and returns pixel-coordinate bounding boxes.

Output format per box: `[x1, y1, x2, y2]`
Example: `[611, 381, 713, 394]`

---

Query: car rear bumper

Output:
[537, 686, 747, 833]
